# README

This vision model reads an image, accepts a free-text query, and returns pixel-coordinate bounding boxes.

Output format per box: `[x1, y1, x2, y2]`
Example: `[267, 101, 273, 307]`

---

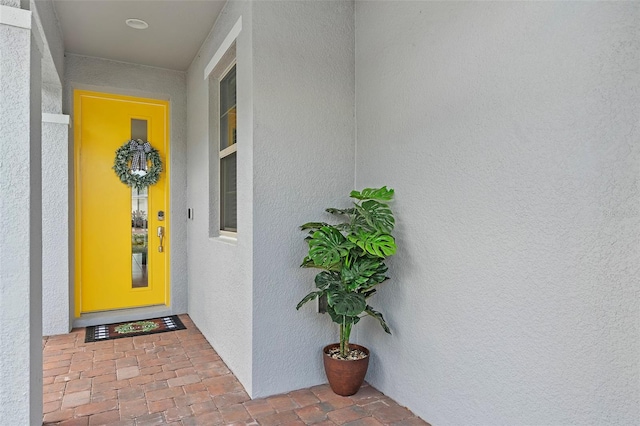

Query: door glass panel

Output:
[131, 119, 148, 288]
[131, 119, 147, 141]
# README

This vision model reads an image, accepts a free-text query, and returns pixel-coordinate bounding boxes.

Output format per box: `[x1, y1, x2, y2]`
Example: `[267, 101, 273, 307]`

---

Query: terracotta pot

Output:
[323, 343, 370, 396]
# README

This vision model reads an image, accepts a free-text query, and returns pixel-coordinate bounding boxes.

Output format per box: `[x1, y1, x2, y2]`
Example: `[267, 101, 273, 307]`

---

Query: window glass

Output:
[219, 64, 237, 233]
[220, 66, 237, 150]
[220, 152, 237, 232]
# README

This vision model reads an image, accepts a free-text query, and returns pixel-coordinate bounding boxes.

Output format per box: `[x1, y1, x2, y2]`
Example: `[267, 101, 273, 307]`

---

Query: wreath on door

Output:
[113, 139, 163, 189]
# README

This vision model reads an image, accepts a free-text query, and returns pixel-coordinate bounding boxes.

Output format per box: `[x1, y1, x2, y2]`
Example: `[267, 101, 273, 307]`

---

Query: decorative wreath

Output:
[113, 139, 163, 188]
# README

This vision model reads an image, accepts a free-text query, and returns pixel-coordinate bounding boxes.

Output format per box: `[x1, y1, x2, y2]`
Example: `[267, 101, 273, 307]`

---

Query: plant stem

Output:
[340, 317, 352, 357]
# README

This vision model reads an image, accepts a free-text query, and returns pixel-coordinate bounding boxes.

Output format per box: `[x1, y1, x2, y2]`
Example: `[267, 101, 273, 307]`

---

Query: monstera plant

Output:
[296, 186, 397, 395]
[296, 186, 396, 396]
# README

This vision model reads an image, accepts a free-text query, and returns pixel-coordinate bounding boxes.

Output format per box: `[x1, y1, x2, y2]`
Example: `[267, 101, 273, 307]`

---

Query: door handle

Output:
[157, 226, 164, 252]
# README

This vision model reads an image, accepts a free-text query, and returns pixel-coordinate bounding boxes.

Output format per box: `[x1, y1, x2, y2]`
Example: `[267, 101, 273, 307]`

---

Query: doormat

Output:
[84, 315, 186, 343]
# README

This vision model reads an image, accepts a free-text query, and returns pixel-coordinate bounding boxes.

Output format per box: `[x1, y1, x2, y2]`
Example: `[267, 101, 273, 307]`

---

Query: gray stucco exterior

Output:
[1, 1, 638, 425]
[0, 3, 43, 423]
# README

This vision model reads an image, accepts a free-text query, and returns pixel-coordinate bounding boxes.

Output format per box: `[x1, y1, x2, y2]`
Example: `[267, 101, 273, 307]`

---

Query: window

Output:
[205, 17, 241, 238]
[219, 64, 237, 233]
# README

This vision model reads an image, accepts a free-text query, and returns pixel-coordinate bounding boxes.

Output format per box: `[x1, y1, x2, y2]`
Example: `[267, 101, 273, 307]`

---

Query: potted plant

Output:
[296, 186, 397, 396]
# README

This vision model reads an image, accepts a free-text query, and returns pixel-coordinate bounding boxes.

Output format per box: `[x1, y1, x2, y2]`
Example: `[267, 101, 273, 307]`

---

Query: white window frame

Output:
[204, 17, 242, 240]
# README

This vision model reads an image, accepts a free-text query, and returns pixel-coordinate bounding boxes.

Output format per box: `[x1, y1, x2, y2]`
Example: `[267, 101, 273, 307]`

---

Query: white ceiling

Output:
[52, 0, 226, 71]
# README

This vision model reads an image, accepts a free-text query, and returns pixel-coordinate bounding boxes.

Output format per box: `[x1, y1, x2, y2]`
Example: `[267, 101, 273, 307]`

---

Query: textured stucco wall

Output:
[0, 9, 43, 423]
[28, 30, 43, 426]
[30, 0, 68, 336]
[42, 120, 69, 336]
[42, 83, 61, 113]
[64, 54, 188, 320]
[32, 0, 63, 85]
[355, 1, 640, 424]
[186, 0, 356, 398]
[250, 0, 355, 397]
[186, 0, 254, 393]
[0, 0, 19, 7]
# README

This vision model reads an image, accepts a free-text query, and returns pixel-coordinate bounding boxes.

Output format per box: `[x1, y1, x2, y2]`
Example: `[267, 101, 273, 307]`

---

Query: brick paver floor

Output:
[43, 314, 429, 426]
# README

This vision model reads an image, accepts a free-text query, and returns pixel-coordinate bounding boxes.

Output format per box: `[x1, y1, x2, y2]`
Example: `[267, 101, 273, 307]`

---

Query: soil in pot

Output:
[325, 346, 368, 360]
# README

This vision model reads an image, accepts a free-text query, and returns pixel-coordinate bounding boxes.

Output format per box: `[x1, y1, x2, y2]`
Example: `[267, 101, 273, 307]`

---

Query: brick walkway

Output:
[43, 315, 428, 426]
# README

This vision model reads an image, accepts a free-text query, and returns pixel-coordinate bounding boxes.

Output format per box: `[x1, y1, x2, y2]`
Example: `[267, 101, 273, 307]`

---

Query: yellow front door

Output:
[74, 90, 170, 315]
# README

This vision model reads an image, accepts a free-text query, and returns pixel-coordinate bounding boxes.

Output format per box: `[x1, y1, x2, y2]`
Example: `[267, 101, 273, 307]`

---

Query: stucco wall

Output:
[42, 83, 61, 113]
[28, 30, 43, 426]
[355, 1, 640, 424]
[30, 0, 69, 336]
[250, 0, 355, 397]
[0, 0, 19, 8]
[186, 0, 356, 397]
[0, 8, 43, 422]
[32, 0, 63, 85]
[42, 120, 69, 336]
[64, 54, 188, 320]
[186, 0, 254, 393]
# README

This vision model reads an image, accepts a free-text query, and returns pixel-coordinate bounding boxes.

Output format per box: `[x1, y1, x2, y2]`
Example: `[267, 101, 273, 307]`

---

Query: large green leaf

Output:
[350, 186, 395, 201]
[358, 200, 395, 234]
[308, 226, 352, 268]
[326, 304, 360, 326]
[315, 271, 341, 290]
[333, 223, 352, 233]
[361, 288, 377, 299]
[327, 291, 367, 317]
[348, 232, 397, 258]
[325, 207, 356, 216]
[361, 262, 389, 289]
[365, 306, 391, 334]
[300, 256, 313, 268]
[341, 258, 382, 290]
[300, 222, 328, 231]
[361, 200, 396, 234]
[351, 213, 373, 235]
[296, 291, 323, 310]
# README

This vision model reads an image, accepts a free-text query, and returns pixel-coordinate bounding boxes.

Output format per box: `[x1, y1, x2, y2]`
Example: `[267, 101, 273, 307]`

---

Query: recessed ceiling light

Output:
[125, 18, 149, 30]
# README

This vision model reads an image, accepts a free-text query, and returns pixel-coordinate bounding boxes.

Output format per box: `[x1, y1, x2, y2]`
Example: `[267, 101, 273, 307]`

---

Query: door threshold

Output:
[74, 305, 177, 329]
